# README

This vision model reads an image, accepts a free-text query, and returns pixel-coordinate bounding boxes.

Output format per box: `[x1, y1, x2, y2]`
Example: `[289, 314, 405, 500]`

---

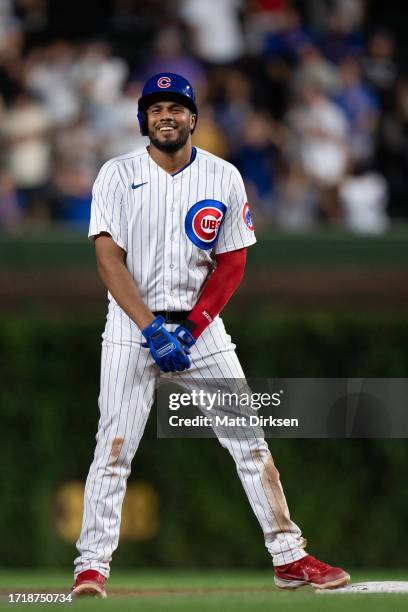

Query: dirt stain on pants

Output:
[109, 437, 124, 464]
[253, 448, 303, 536]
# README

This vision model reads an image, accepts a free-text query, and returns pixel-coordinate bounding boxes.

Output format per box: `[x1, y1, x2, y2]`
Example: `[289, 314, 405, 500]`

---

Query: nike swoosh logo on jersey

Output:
[131, 181, 148, 190]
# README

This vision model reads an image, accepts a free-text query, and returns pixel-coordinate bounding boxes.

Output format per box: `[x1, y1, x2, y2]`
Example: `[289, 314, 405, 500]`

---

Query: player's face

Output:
[146, 101, 196, 153]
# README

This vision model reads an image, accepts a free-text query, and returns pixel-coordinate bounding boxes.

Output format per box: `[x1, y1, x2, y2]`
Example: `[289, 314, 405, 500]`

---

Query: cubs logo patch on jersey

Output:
[242, 202, 254, 231]
[185, 199, 227, 250]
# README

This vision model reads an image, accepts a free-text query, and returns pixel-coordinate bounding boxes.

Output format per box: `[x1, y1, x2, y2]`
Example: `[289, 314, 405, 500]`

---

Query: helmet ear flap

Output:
[137, 110, 148, 136]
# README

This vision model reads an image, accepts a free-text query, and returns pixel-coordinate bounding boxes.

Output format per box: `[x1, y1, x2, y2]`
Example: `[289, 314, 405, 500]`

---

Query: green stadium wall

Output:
[1, 311, 408, 570]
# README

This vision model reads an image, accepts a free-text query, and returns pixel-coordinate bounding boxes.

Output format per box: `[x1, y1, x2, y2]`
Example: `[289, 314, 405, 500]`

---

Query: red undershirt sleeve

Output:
[187, 248, 247, 339]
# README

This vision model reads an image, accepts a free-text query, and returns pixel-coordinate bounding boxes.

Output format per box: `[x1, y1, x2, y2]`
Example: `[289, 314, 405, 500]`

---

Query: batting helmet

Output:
[137, 72, 198, 136]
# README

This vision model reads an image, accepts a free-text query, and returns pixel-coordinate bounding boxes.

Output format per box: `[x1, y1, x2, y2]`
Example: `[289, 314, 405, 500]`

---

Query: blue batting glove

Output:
[173, 325, 196, 355]
[142, 316, 191, 372]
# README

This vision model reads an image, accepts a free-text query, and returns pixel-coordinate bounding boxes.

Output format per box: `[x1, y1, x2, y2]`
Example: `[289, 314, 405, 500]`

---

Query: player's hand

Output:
[172, 325, 196, 355]
[142, 316, 191, 372]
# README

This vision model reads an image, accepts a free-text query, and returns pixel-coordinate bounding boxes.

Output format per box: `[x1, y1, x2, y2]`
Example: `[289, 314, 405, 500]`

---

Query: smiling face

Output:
[146, 100, 196, 153]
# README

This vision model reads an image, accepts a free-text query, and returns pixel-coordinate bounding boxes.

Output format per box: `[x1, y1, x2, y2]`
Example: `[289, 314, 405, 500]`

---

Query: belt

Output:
[153, 310, 191, 324]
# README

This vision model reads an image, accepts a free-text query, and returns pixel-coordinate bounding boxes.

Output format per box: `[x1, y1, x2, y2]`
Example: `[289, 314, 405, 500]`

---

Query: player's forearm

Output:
[97, 258, 154, 330]
[188, 248, 247, 338]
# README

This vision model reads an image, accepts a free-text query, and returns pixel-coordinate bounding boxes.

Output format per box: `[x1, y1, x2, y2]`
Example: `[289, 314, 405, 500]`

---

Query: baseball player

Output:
[71, 73, 350, 598]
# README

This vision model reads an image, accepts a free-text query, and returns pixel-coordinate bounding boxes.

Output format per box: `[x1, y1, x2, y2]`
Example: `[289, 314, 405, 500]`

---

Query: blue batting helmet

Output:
[137, 72, 198, 136]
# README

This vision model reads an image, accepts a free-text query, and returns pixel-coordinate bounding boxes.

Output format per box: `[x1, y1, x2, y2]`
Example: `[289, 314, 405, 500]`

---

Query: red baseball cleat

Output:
[71, 569, 107, 598]
[274, 555, 350, 590]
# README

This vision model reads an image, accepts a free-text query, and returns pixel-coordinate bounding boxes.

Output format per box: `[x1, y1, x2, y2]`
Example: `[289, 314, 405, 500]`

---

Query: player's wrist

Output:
[181, 318, 196, 333]
[173, 324, 196, 353]
[187, 310, 213, 339]
[141, 315, 165, 340]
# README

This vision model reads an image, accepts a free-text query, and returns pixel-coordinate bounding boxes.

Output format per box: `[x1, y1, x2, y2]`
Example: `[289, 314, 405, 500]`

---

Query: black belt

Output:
[153, 310, 191, 324]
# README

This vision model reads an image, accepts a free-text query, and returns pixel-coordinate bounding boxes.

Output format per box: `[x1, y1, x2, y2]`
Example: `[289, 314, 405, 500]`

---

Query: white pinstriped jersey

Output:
[89, 146, 256, 341]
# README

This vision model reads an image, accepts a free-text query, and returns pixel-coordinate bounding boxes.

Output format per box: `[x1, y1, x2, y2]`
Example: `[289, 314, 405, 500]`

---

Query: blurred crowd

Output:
[0, 0, 407, 233]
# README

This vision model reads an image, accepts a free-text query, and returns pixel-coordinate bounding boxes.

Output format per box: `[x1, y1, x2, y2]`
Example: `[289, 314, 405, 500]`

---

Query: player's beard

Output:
[149, 124, 191, 153]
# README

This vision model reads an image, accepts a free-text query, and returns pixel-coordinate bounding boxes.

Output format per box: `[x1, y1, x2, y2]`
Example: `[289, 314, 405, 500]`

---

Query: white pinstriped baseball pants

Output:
[74, 317, 307, 577]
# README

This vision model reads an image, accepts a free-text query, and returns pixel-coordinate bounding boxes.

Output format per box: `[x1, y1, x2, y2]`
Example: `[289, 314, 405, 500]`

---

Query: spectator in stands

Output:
[232, 111, 279, 221]
[294, 41, 339, 96]
[339, 160, 389, 234]
[261, 4, 310, 64]
[318, 3, 364, 64]
[179, 0, 245, 65]
[24, 41, 80, 126]
[333, 56, 379, 163]
[71, 40, 128, 106]
[2, 91, 52, 223]
[192, 105, 229, 158]
[52, 159, 94, 228]
[276, 163, 318, 230]
[286, 78, 349, 220]
[244, 0, 288, 55]
[92, 81, 147, 160]
[363, 30, 398, 112]
[258, 5, 309, 119]
[214, 68, 254, 152]
[138, 26, 206, 94]
[52, 113, 99, 226]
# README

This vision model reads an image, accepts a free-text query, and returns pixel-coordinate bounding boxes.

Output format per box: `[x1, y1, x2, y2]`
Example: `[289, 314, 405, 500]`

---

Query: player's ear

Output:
[190, 112, 197, 133]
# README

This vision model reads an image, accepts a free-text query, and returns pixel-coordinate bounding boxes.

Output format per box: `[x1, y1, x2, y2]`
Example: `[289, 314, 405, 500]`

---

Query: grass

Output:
[0, 569, 407, 611]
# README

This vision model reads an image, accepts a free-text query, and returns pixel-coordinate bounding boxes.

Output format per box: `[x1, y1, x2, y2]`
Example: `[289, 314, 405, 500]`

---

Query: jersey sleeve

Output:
[88, 161, 128, 252]
[215, 168, 256, 255]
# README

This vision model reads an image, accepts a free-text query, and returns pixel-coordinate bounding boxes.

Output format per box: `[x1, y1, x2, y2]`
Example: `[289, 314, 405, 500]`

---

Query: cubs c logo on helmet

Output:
[242, 202, 254, 231]
[157, 76, 171, 88]
[185, 199, 227, 250]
